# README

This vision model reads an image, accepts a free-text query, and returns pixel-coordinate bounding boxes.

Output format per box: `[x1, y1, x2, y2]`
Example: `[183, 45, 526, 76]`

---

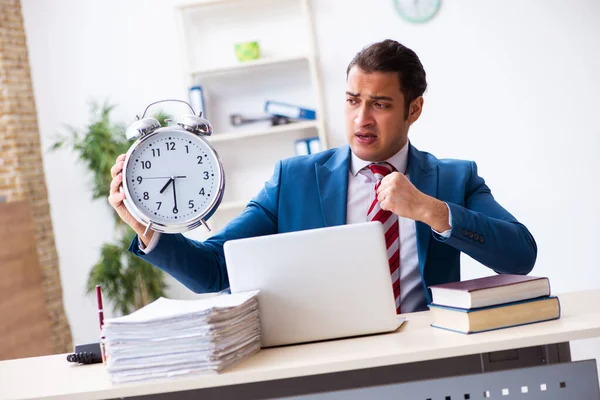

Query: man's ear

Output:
[408, 96, 424, 125]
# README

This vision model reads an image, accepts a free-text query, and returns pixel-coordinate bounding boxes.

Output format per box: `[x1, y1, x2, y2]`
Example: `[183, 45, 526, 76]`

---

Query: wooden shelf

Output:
[207, 120, 318, 144]
[190, 55, 309, 79]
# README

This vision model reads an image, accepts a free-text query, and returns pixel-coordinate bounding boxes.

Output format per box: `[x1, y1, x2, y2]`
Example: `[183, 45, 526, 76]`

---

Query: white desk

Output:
[2, 289, 599, 400]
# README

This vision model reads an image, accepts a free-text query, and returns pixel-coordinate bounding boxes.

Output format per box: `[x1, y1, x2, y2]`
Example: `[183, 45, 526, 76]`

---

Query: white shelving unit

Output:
[174, 0, 328, 240]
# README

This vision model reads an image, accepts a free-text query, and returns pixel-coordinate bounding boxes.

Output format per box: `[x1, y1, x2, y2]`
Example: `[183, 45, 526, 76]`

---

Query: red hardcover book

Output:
[429, 274, 550, 309]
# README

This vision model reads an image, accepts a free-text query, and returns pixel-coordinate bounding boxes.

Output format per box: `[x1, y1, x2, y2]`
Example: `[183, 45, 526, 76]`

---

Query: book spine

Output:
[294, 139, 310, 156]
[189, 86, 207, 118]
[307, 137, 321, 154]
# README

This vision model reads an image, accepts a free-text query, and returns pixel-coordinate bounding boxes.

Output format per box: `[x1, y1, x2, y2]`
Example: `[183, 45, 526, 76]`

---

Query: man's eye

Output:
[346, 98, 358, 105]
[375, 103, 389, 109]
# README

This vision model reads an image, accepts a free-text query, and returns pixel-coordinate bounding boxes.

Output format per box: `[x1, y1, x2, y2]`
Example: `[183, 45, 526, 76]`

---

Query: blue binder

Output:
[189, 86, 207, 118]
[264, 100, 316, 120]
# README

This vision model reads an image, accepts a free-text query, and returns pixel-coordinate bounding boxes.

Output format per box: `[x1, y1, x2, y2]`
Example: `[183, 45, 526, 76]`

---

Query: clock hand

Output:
[159, 178, 174, 194]
[144, 176, 187, 180]
[172, 179, 179, 213]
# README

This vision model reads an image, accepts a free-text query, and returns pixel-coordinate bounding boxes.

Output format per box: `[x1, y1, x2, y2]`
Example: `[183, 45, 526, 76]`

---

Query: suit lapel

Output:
[316, 146, 350, 227]
[408, 144, 438, 275]
[314, 144, 437, 272]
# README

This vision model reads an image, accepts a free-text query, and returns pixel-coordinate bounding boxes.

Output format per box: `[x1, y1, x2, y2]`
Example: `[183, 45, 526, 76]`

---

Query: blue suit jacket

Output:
[130, 143, 537, 306]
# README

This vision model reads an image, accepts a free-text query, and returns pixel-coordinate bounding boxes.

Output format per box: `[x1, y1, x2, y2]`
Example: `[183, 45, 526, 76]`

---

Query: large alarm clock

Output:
[121, 99, 225, 235]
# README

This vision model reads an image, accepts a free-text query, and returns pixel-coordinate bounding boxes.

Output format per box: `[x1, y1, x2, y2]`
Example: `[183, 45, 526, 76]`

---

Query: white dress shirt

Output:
[141, 142, 452, 312]
[347, 142, 451, 313]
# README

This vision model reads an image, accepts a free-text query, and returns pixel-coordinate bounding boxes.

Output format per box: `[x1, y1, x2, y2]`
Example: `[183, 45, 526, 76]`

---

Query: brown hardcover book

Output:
[429, 296, 560, 334]
[429, 274, 550, 309]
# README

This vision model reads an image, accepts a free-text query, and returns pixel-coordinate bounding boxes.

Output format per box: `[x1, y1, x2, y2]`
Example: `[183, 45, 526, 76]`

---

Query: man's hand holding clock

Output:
[107, 99, 225, 246]
[109, 154, 154, 246]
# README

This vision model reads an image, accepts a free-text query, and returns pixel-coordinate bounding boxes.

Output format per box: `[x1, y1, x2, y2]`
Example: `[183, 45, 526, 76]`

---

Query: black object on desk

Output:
[66, 342, 102, 364]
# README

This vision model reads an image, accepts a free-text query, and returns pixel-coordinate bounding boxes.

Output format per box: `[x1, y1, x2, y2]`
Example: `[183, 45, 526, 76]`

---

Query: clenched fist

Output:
[377, 172, 451, 233]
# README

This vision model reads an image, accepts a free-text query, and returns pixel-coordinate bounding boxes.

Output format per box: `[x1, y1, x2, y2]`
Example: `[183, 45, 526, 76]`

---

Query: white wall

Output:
[21, 0, 600, 365]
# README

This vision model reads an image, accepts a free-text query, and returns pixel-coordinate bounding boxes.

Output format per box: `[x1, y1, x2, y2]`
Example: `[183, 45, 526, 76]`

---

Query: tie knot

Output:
[367, 162, 394, 181]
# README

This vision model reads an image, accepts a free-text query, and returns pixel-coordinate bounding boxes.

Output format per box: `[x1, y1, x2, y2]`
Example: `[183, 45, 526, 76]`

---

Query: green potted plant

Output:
[51, 101, 169, 315]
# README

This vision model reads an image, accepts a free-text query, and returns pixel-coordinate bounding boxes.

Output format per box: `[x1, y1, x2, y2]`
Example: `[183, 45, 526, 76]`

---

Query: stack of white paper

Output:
[101, 290, 261, 384]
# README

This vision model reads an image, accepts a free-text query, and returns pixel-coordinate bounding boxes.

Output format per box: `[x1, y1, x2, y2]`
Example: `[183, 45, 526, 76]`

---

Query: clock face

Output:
[394, 0, 441, 23]
[123, 128, 223, 228]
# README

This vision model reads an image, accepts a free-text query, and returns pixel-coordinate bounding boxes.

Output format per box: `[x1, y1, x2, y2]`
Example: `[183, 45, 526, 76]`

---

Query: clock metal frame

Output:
[121, 125, 225, 234]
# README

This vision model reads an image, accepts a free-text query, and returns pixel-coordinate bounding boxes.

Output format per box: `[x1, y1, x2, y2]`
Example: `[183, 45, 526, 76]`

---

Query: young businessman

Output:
[108, 39, 537, 313]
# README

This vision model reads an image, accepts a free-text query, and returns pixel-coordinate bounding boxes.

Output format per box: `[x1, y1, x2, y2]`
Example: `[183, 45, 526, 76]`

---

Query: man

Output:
[108, 39, 537, 313]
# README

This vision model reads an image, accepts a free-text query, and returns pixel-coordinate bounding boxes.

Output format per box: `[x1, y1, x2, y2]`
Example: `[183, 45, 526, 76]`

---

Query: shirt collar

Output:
[350, 140, 409, 177]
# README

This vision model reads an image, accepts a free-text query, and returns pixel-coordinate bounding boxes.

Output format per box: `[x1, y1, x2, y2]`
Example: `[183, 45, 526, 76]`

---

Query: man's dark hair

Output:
[346, 39, 427, 119]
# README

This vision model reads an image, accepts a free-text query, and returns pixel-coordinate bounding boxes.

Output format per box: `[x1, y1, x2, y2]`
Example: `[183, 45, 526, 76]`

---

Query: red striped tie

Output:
[367, 163, 401, 314]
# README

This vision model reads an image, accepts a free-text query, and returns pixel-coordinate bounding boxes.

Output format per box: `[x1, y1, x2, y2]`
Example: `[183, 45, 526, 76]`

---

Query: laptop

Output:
[223, 221, 404, 347]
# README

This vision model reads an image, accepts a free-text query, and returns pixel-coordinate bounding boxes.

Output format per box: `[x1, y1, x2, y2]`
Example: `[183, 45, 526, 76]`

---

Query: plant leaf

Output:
[52, 101, 173, 316]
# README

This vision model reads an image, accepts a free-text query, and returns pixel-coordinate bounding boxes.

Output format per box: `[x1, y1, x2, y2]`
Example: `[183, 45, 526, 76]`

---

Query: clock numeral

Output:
[152, 148, 161, 157]
[156, 201, 162, 210]
[141, 161, 152, 169]
[203, 171, 209, 180]
[166, 142, 176, 151]
[136, 176, 143, 184]
[143, 192, 149, 200]
[185, 145, 189, 154]
[197, 155, 203, 164]
[188, 200, 195, 209]
[199, 188, 205, 196]
[173, 207, 179, 214]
